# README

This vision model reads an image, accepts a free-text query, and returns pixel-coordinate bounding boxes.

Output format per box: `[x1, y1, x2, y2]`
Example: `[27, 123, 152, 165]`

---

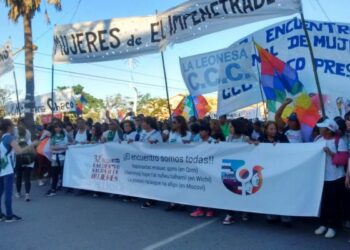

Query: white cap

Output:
[316, 119, 339, 132]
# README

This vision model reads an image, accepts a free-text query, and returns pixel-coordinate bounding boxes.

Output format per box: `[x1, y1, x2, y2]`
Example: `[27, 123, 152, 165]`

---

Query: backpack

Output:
[332, 135, 350, 168]
[16, 138, 36, 165]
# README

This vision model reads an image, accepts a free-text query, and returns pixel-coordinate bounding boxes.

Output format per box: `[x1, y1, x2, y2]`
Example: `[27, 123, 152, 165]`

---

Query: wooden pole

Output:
[300, 9, 326, 117]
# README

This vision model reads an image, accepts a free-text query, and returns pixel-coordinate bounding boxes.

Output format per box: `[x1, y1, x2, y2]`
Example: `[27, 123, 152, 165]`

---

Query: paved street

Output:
[1, 184, 349, 250]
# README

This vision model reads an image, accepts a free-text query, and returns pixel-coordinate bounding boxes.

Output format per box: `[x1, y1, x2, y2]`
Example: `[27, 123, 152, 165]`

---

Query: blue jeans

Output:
[0, 174, 14, 216]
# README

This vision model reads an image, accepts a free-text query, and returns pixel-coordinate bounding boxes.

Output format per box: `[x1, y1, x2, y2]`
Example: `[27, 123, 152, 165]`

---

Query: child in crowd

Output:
[47, 122, 68, 197]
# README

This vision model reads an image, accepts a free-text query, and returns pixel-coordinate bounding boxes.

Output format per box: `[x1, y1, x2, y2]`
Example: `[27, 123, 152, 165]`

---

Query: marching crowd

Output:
[1, 98, 350, 240]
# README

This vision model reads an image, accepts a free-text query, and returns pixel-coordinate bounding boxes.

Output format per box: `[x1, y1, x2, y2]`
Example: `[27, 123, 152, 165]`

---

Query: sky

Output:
[0, 0, 350, 102]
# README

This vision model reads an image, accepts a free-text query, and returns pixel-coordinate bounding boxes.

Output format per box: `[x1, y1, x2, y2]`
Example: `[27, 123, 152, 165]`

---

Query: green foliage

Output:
[58, 84, 104, 113]
[4, 0, 61, 22]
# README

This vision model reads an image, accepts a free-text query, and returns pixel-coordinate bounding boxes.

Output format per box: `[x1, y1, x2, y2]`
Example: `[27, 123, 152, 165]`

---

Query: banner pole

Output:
[189, 95, 198, 119]
[155, 10, 172, 119]
[51, 63, 55, 119]
[300, 9, 326, 118]
[160, 51, 172, 119]
[252, 38, 268, 121]
[12, 70, 21, 118]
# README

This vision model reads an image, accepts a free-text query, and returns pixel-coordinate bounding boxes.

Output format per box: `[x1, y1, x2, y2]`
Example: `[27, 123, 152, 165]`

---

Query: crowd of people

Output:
[0, 100, 350, 241]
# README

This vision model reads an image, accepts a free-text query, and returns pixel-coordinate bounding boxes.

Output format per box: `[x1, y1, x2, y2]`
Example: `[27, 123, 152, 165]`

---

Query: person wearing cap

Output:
[275, 98, 303, 143]
[314, 118, 347, 239]
[343, 112, 350, 230]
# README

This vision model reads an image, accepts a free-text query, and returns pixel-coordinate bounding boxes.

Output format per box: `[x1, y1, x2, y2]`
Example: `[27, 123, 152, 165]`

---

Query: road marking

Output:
[142, 218, 218, 250]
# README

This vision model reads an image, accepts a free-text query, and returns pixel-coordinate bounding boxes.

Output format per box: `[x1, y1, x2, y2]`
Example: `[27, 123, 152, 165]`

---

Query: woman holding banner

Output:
[166, 116, 191, 211]
[343, 112, 350, 230]
[190, 122, 215, 218]
[46, 122, 68, 197]
[314, 119, 347, 239]
[222, 119, 254, 225]
[258, 121, 292, 227]
[135, 116, 162, 208]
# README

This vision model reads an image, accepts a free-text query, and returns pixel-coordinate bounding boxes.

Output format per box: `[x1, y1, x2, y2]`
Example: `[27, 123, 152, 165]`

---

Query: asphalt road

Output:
[1, 184, 349, 250]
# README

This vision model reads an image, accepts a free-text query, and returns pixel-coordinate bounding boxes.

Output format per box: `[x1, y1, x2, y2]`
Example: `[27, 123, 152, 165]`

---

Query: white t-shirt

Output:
[226, 135, 250, 143]
[123, 131, 138, 142]
[168, 131, 192, 143]
[251, 130, 260, 141]
[139, 129, 162, 143]
[316, 136, 347, 181]
[199, 136, 216, 143]
[285, 129, 303, 143]
[75, 130, 88, 144]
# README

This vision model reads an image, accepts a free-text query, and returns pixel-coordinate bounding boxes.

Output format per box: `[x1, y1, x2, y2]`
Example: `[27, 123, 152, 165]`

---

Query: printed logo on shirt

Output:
[221, 159, 263, 196]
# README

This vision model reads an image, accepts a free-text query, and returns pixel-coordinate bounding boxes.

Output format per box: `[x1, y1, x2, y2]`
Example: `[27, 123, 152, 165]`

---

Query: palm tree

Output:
[4, 0, 61, 128]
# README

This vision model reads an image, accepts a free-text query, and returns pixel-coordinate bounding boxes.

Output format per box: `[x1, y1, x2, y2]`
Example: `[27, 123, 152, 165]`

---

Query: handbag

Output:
[332, 136, 350, 167]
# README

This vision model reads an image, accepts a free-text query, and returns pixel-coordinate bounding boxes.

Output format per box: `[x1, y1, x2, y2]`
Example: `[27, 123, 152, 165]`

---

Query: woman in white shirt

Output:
[168, 116, 192, 144]
[122, 120, 139, 142]
[167, 116, 191, 211]
[314, 119, 347, 239]
[135, 117, 162, 208]
[74, 118, 91, 144]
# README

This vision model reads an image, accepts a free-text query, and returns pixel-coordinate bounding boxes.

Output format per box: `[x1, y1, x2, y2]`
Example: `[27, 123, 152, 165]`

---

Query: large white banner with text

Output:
[64, 141, 325, 217]
[234, 18, 350, 118]
[53, 0, 301, 63]
[179, 42, 261, 115]
[5, 88, 76, 116]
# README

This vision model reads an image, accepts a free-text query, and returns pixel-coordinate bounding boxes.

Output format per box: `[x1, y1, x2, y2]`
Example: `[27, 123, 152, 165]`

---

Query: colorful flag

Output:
[172, 95, 209, 119]
[256, 43, 303, 112]
[80, 94, 88, 105]
[76, 93, 88, 115]
[294, 93, 321, 142]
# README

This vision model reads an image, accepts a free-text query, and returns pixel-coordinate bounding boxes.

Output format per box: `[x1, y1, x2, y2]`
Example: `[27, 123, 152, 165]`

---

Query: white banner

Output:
[232, 18, 350, 118]
[53, 0, 301, 63]
[5, 88, 76, 116]
[64, 141, 325, 217]
[179, 42, 261, 115]
[0, 41, 14, 77]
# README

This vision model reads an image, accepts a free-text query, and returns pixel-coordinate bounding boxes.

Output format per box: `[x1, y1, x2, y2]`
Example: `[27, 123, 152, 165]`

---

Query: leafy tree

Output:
[137, 96, 169, 120]
[57, 84, 104, 113]
[4, 0, 62, 127]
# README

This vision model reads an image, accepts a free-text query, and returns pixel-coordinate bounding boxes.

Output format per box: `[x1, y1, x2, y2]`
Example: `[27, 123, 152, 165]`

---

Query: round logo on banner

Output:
[221, 159, 263, 196]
